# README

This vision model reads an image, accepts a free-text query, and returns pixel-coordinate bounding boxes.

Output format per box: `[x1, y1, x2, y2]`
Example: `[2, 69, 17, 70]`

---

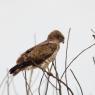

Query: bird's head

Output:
[47, 30, 65, 43]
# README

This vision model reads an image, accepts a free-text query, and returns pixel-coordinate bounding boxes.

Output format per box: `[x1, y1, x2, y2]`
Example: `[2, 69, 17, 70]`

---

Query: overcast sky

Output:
[0, 0, 95, 95]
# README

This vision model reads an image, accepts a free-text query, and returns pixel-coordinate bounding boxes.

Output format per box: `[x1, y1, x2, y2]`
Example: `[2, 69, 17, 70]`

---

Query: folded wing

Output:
[9, 41, 58, 75]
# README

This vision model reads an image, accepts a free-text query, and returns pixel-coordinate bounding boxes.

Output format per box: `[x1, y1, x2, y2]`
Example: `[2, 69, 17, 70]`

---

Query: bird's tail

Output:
[9, 61, 32, 76]
[9, 64, 21, 76]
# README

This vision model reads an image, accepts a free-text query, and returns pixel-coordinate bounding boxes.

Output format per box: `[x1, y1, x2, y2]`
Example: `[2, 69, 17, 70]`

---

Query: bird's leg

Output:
[47, 68, 53, 76]
[45, 66, 53, 76]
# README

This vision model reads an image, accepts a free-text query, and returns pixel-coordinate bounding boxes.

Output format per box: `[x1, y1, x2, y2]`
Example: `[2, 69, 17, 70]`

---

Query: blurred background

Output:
[0, 0, 95, 95]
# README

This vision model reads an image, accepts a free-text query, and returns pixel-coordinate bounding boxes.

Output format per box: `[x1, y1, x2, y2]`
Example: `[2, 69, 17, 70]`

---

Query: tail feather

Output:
[9, 62, 32, 76]
[9, 65, 21, 76]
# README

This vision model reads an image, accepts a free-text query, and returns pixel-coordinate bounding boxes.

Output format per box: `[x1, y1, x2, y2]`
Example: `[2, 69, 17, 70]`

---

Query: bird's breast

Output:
[40, 45, 60, 68]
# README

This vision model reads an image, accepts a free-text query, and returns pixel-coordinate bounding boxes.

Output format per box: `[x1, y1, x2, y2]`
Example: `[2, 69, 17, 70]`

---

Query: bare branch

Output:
[0, 72, 9, 89]
[61, 43, 95, 78]
[38, 65, 74, 95]
[22, 72, 33, 95]
[25, 71, 28, 95]
[91, 28, 95, 34]
[28, 70, 33, 95]
[70, 69, 83, 95]
[64, 28, 71, 95]
[44, 75, 49, 95]
[44, 74, 59, 90]
[7, 70, 10, 95]
[29, 60, 74, 95]
[38, 72, 45, 95]
[93, 57, 95, 64]
[44, 63, 53, 95]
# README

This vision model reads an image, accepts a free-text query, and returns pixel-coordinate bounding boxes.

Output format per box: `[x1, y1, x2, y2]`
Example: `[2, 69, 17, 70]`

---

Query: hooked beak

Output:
[93, 35, 95, 39]
[62, 39, 65, 44]
[63, 37, 65, 43]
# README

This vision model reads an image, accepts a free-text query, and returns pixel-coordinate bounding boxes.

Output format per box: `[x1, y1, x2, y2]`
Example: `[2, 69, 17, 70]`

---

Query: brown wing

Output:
[16, 41, 58, 66]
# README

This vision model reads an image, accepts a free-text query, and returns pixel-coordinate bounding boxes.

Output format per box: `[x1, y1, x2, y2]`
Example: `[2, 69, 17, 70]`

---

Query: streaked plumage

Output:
[9, 30, 65, 76]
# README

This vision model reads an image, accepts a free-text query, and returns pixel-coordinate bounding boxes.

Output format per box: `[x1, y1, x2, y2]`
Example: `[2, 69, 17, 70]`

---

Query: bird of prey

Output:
[9, 30, 65, 76]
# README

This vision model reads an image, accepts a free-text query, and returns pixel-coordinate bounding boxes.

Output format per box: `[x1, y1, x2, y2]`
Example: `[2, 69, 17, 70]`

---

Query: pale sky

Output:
[0, 0, 95, 95]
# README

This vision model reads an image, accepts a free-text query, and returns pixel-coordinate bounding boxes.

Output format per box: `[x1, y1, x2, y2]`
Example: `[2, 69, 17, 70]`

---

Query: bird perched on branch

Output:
[9, 30, 65, 76]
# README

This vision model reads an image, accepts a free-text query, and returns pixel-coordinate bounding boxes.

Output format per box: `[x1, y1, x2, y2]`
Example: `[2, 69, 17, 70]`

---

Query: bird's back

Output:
[16, 41, 59, 67]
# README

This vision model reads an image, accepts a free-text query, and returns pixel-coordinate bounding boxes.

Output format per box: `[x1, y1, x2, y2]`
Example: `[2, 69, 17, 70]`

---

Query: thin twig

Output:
[56, 74, 58, 95]
[28, 70, 33, 95]
[44, 63, 54, 95]
[31, 71, 40, 88]
[22, 72, 33, 95]
[45, 70, 74, 95]
[38, 63, 59, 95]
[44, 74, 49, 95]
[91, 28, 95, 34]
[9, 76, 14, 86]
[25, 71, 28, 95]
[7, 70, 10, 95]
[31, 61, 74, 95]
[38, 72, 45, 95]
[44, 74, 59, 90]
[53, 60, 62, 95]
[0, 72, 9, 89]
[93, 57, 95, 64]
[54, 60, 59, 95]
[91, 28, 95, 39]
[33, 72, 59, 94]
[61, 43, 95, 78]
[64, 28, 71, 95]
[1, 79, 7, 95]
[70, 69, 83, 95]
